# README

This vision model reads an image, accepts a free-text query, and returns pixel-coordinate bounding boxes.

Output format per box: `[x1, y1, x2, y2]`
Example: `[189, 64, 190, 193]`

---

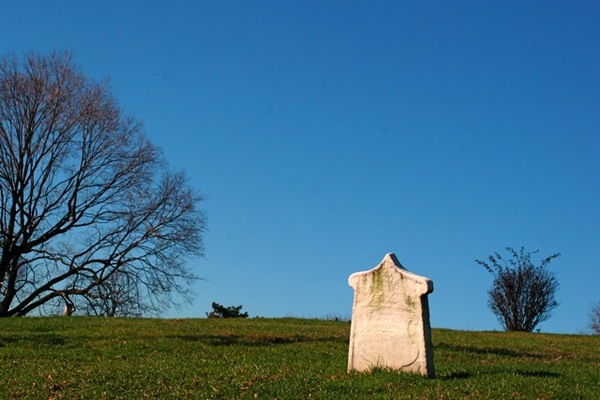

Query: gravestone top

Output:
[347, 253, 435, 377]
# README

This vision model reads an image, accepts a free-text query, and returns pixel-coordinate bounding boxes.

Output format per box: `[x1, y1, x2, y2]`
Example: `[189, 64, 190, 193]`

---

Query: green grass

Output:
[0, 318, 598, 399]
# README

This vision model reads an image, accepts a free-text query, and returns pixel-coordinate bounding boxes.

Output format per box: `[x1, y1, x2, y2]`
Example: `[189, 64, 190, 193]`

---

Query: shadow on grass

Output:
[440, 371, 473, 380]
[439, 368, 561, 380]
[435, 342, 544, 359]
[0, 333, 67, 347]
[171, 333, 347, 347]
[513, 370, 561, 378]
[436, 342, 562, 380]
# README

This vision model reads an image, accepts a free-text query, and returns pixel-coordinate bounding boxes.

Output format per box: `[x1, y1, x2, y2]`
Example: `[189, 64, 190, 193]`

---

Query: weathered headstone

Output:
[348, 253, 435, 377]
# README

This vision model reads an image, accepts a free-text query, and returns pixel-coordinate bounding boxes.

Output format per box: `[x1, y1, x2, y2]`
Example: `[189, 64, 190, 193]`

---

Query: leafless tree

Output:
[476, 247, 560, 332]
[589, 302, 600, 335]
[77, 269, 153, 317]
[0, 51, 206, 317]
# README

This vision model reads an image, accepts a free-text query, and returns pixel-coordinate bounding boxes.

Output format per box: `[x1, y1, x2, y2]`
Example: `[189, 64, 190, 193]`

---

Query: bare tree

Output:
[589, 302, 600, 335]
[0, 51, 206, 317]
[476, 247, 560, 332]
[77, 269, 152, 317]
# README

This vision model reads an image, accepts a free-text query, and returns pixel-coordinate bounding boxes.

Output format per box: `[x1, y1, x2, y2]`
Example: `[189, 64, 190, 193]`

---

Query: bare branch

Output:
[0, 51, 206, 317]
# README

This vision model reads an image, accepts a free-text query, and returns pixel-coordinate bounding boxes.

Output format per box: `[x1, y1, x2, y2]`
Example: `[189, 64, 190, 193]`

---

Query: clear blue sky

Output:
[2, 1, 598, 333]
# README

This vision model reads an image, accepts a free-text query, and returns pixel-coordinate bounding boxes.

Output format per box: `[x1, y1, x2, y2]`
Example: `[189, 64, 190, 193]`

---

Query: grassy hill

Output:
[0, 317, 598, 399]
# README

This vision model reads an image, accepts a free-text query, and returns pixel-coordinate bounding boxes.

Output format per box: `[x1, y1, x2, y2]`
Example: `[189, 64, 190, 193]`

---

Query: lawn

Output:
[0, 317, 598, 399]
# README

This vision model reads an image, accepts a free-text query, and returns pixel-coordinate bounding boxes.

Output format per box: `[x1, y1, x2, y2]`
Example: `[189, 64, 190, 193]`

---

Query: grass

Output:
[0, 317, 598, 399]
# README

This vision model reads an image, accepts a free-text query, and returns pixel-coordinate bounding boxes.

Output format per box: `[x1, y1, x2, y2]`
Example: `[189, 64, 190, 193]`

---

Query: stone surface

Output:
[347, 253, 435, 377]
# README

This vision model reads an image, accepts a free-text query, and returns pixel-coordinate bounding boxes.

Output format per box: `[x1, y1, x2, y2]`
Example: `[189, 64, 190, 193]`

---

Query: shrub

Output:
[206, 302, 249, 318]
[476, 247, 561, 332]
[589, 301, 600, 335]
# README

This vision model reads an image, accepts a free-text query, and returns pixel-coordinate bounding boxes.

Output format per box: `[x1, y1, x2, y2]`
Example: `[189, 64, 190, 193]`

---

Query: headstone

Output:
[62, 294, 75, 316]
[63, 303, 74, 316]
[347, 253, 435, 377]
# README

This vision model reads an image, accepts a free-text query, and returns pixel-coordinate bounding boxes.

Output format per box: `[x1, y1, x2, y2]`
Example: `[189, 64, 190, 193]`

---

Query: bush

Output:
[206, 302, 249, 318]
[589, 302, 600, 335]
[476, 247, 561, 332]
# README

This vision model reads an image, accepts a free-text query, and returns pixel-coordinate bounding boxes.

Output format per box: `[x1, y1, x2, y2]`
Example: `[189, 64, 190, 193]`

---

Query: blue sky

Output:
[2, 1, 598, 333]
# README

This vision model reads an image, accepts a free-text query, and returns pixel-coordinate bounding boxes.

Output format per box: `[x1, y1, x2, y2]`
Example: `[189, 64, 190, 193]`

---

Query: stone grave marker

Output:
[347, 253, 435, 377]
